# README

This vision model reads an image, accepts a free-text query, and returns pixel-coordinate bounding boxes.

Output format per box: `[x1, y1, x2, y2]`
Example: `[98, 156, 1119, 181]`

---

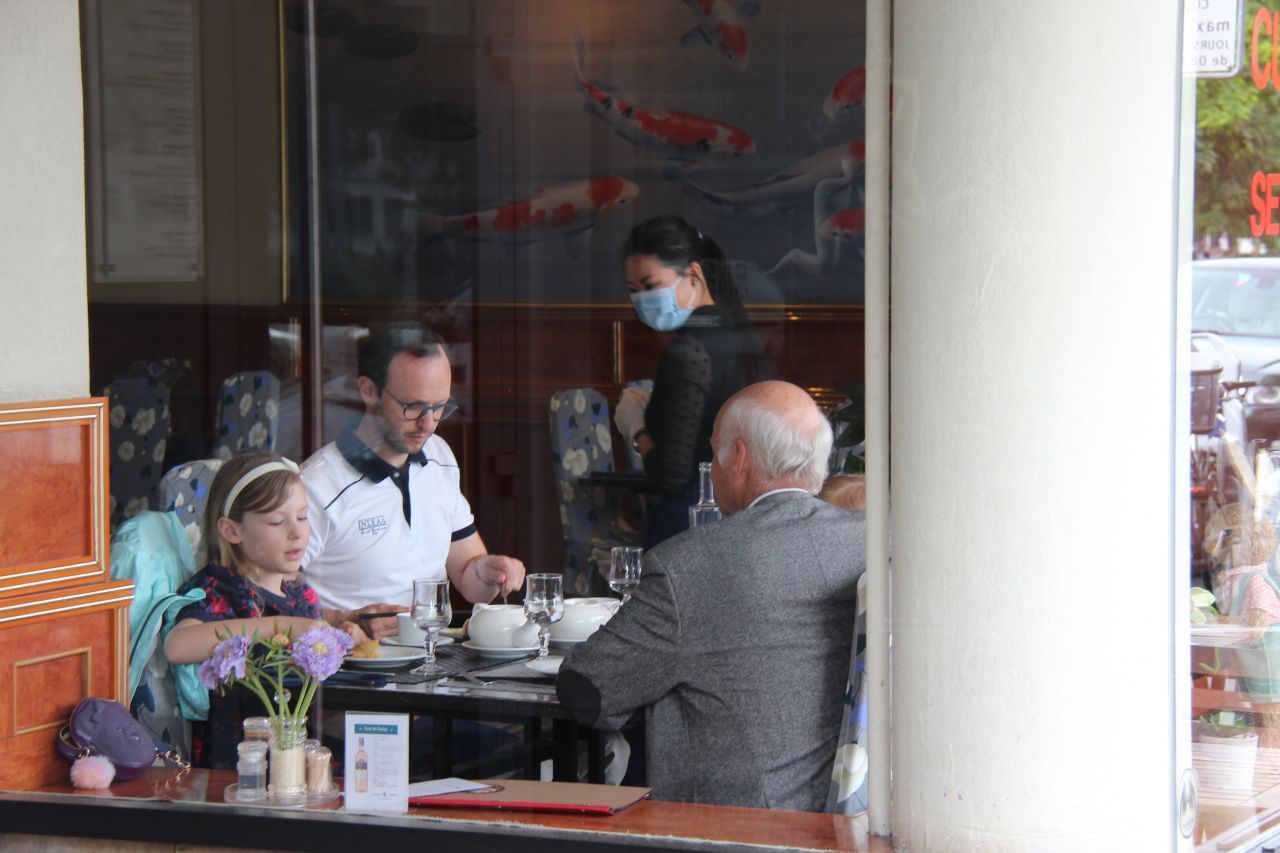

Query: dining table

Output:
[0, 767, 883, 853]
[318, 639, 609, 784]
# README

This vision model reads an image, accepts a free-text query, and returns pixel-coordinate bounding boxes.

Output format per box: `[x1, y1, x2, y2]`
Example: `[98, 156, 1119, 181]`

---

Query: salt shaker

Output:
[243, 716, 272, 747]
[236, 740, 268, 801]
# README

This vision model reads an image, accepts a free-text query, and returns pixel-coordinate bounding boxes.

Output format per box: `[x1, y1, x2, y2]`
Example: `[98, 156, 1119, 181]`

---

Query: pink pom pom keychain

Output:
[70, 755, 115, 789]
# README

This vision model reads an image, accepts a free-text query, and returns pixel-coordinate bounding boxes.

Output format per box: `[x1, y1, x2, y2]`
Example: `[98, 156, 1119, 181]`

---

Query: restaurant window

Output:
[1184, 0, 1280, 846]
[81, 0, 871, 819]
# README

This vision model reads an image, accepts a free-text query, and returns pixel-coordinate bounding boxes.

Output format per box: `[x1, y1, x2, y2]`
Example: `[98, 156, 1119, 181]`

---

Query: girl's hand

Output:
[339, 621, 370, 645]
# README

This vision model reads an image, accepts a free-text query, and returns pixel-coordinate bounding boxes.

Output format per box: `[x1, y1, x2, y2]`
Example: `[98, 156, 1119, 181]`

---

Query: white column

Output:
[0, 0, 88, 401]
[890, 2, 1180, 848]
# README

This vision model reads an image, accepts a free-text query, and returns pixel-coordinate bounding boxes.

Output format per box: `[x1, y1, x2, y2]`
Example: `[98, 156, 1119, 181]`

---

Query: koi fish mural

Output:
[420, 177, 639, 258]
[678, 0, 762, 71]
[822, 67, 866, 122]
[574, 32, 756, 177]
[769, 152, 863, 275]
[684, 140, 865, 215]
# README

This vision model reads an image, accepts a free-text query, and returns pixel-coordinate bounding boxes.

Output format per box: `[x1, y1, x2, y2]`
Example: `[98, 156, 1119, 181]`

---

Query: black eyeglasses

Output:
[381, 387, 458, 422]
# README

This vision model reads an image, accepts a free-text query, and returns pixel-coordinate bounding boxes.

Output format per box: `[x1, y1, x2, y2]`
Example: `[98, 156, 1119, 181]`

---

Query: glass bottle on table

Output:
[354, 737, 369, 793]
[688, 461, 722, 528]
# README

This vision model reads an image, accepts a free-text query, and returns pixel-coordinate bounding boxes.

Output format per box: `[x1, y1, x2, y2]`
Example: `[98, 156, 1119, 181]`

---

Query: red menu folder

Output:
[410, 780, 651, 815]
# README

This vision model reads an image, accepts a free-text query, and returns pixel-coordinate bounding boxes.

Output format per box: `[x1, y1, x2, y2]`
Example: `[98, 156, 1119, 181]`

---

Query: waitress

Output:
[614, 215, 770, 547]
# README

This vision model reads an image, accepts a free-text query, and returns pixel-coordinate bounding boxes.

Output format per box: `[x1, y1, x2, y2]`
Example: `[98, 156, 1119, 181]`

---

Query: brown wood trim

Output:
[12, 648, 91, 735]
[0, 398, 109, 600]
[0, 581, 135, 627]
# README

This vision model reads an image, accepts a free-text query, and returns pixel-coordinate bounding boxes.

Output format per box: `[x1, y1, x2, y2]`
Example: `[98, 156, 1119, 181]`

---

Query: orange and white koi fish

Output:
[822, 67, 866, 122]
[421, 177, 639, 257]
[769, 150, 863, 276]
[678, 0, 761, 72]
[684, 140, 865, 214]
[574, 32, 755, 176]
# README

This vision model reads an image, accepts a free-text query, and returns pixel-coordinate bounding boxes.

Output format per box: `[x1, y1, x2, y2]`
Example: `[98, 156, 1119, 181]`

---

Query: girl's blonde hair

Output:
[819, 473, 866, 511]
[204, 452, 303, 567]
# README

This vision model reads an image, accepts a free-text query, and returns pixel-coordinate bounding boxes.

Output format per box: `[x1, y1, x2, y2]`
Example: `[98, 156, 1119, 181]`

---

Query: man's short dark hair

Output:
[358, 322, 446, 389]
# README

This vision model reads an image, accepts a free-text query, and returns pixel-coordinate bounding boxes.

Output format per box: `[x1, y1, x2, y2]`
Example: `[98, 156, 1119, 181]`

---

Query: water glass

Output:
[524, 573, 564, 659]
[609, 546, 643, 604]
[411, 578, 452, 674]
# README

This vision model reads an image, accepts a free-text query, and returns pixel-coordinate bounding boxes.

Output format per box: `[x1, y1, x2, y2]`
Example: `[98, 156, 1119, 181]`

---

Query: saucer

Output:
[381, 635, 454, 649]
[525, 657, 563, 675]
[549, 636, 587, 647]
[344, 648, 426, 669]
[462, 640, 540, 658]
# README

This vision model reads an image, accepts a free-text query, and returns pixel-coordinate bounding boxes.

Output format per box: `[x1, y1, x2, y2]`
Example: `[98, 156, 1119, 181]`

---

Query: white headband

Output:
[222, 459, 300, 517]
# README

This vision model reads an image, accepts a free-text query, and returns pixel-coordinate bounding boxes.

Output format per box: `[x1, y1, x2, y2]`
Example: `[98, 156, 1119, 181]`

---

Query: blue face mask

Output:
[630, 277, 694, 331]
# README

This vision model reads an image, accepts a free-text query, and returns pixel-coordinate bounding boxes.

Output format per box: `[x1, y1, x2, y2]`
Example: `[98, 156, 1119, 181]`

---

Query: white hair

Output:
[715, 393, 833, 493]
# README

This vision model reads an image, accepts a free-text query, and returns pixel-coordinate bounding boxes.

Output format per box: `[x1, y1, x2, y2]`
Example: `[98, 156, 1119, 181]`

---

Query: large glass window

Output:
[81, 0, 872, 823]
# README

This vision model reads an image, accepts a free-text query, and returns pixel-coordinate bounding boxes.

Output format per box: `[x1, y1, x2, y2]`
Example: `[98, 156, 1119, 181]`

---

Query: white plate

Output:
[344, 648, 426, 669]
[525, 657, 563, 675]
[462, 640, 540, 658]
[549, 637, 587, 647]
[381, 635, 454, 649]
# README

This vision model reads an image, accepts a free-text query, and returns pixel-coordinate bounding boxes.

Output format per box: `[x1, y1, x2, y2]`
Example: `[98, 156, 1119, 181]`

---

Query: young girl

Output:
[165, 451, 364, 768]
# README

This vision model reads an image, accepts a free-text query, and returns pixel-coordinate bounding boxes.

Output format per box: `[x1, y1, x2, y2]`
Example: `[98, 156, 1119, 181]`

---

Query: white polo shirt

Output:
[300, 424, 476, 612]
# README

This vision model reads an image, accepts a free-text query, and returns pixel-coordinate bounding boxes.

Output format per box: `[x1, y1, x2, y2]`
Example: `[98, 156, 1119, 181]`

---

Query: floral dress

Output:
[174, 563, 320, 768]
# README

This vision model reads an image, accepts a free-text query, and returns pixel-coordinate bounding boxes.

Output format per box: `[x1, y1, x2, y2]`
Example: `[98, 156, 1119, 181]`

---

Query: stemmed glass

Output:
[410, 578, 452, 674]
[609, 546, 643, 605]
[524, 574, 564, 659]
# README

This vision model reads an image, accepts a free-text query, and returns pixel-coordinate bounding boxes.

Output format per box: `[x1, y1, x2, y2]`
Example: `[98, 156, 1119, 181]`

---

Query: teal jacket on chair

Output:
[110, 511, 208, 755]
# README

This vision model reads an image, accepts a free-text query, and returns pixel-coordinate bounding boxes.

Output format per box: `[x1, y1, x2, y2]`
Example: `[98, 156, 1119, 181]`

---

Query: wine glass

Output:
[524, 573, 564, 659]
[410, 578, 452, 674]
[609, 546, 643, 605]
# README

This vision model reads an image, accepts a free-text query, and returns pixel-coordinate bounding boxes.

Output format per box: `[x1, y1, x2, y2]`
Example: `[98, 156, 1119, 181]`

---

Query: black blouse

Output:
[642, 305, 770, 495]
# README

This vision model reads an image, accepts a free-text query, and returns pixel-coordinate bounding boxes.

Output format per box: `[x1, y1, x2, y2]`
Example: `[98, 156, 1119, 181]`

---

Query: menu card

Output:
[343, 712, 409, 812]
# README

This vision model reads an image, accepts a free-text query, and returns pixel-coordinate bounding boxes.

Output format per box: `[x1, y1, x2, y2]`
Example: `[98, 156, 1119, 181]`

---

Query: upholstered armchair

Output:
[157, 458, 224, 559]
[212, 370, 281, 460]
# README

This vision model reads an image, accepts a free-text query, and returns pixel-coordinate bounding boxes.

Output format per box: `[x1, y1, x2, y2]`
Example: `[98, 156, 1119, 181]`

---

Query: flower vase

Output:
[269, 717, 307, 797]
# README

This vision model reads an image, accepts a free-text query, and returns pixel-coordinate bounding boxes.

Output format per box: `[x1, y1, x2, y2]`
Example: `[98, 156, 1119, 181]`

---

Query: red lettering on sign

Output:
[1249, 172, 1280, 237]
[1253, 7, 1271, 89]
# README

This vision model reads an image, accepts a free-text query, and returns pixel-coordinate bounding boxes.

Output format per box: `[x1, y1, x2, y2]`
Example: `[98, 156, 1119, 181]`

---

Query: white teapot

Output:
[550, 597, 621, 643]
[469, 603, 537, 648]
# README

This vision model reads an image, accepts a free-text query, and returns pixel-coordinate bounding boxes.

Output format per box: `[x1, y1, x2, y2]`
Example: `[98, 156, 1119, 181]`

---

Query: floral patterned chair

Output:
[158, 458, 225, 559]
[212, 370, 281, 460]
[549, 388, 639, 597]
[105, 377, 174, 530]
[826, 573, 869, 814]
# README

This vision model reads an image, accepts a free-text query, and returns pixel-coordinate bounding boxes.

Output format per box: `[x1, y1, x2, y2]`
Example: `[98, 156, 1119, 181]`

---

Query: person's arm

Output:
[163, 616, 327, 664]
[445, 532, 527, 602]
[556, 550, 682, 730]
[321, 602, 402, 639]
[643, 337, 713, 493]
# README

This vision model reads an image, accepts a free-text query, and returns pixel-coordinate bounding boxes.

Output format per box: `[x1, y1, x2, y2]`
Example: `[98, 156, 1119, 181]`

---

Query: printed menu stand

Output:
[343, 712, 409, 812]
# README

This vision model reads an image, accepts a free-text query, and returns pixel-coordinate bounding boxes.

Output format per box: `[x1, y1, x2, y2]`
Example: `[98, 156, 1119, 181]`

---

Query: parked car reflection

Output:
[1192, 258, 1280, 447]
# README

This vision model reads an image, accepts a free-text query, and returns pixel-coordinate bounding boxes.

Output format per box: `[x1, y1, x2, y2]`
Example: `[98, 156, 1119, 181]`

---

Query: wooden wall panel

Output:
[0, 400, 109, 600]
[0, 585, 132, 791]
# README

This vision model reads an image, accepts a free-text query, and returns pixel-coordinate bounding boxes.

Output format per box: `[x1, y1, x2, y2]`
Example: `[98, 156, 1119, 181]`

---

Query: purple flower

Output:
[290, 625, 353, 681]
[198, 634, 252, 689]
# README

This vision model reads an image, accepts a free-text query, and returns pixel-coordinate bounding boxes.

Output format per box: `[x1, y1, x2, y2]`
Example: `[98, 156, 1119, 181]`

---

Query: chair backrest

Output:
[621, 379, 654, 472]
[825, 572, 869, 814]
[549, 388, 628, 596]
[104, 377, 174, 529]
[109, 511, 206, 758]
[157, 458, 225, 557]
[212, 370, 281, 460]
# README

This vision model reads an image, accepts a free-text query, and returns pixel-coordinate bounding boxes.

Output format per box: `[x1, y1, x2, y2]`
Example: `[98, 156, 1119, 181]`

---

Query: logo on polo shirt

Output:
[357, 515, 388, 536]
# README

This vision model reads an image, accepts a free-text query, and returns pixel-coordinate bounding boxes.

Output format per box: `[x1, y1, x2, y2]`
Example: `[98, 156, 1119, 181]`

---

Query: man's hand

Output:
[613, 386, 650, 443]
[326, 602, 401, 640]
[339, 621, 371, 645]
[473, 554, 527, 598]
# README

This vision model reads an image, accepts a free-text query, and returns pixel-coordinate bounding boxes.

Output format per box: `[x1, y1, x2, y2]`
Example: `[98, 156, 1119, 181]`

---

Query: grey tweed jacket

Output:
[558, 490, 865, 810]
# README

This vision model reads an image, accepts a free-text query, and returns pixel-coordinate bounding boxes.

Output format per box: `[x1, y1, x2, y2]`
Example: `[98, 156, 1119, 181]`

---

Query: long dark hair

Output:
[621, 215, 751, 328]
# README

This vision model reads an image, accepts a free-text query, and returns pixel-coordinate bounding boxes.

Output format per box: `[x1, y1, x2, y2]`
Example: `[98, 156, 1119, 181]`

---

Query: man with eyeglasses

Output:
[300, 321, 526, 632]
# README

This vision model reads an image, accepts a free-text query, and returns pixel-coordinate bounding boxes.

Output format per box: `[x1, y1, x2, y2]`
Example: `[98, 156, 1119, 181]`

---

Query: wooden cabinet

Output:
[0, 398, 132, 790]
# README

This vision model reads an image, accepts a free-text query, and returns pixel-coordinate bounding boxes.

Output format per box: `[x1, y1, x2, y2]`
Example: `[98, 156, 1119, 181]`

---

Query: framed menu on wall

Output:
[83, 0, 203, 283]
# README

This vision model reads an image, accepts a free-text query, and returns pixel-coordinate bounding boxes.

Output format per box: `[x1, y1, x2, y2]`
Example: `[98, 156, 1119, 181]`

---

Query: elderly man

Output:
[557, 380, 865, 810]
[301, 322, 525, 633]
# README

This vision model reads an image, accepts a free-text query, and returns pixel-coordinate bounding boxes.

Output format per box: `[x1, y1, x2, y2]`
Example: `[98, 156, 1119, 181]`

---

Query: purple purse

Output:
[55, 697, 165, 781]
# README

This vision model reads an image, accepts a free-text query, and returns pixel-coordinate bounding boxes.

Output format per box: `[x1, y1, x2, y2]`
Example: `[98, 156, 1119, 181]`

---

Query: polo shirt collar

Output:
[336, 417, 427, 483]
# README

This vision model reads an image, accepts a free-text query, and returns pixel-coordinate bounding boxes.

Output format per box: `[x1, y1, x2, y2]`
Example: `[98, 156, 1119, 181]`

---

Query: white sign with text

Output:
[343, 713, 409, 812]
[1185, 0, 1244, 78]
